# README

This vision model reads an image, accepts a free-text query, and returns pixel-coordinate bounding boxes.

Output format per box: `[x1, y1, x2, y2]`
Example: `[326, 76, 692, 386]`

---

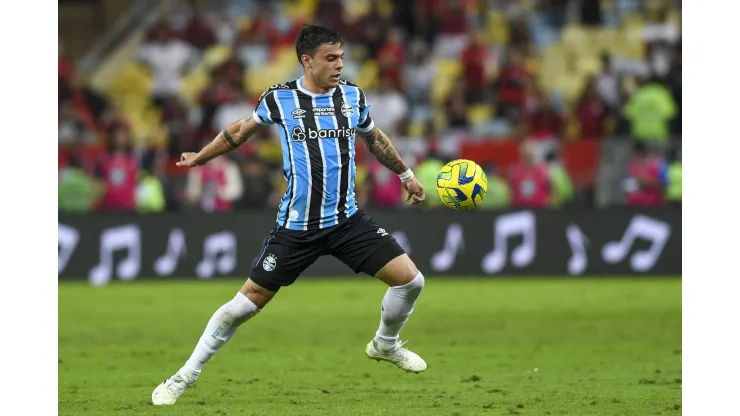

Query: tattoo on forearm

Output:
[362, 127, 408, 175]
[219, 115, 255, 148]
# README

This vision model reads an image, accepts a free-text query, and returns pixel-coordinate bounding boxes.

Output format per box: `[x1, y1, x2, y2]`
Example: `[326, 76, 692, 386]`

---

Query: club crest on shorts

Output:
[262, 254, 277, 272]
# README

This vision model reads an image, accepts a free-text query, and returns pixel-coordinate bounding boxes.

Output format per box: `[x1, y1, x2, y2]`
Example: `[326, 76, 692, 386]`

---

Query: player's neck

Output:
[301, 74, 333, 95]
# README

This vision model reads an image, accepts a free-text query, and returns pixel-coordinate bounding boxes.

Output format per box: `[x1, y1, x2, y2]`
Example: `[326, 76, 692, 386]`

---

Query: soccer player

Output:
[152, 25, 428, 405]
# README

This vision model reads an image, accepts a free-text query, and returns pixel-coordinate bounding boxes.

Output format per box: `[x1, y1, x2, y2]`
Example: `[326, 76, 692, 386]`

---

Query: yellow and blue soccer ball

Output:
[436, 159, 488, 210]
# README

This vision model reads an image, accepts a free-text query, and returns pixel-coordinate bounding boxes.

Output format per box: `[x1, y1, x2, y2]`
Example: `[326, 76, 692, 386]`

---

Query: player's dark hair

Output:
[295, 24, 343, 64]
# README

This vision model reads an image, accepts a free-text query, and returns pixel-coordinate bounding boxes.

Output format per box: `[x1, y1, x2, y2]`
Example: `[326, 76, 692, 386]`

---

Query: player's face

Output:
[311, 44, 344, 89]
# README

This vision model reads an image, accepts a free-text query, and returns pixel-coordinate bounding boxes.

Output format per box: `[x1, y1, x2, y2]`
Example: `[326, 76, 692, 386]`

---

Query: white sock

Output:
[183, 292, 260, 375]
[374, 271, 425, 347]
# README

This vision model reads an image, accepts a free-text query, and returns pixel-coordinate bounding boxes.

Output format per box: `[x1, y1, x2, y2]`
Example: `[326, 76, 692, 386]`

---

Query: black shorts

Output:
[249, 209, 406, 292]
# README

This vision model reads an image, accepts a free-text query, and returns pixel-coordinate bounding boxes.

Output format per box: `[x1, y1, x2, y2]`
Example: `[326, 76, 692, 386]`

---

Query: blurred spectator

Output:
[509, 15, 532, 55]
[478, 163, 512, 210]
[211, 5, 238, 45]
[665, 145, 682, 207]
[545, 150, 574, 208]
[96, 131, 139, 212]
[135, 21, 200, 108]
[243, 6, 278, 45]
[507, 140, 552, 208]
[161, 96, 194, 151]
[136, 161, 167, 214]
[365, 75, 409, 137]
[494, 48, 532, 121]
[368, 158, 404, 208]
[579, 0, 604, 26]
[58, 38, 74, 91]
[180, 0, 216, 51]
[185, 155, 243, 212]
[235, 28, 270, 70]
[524, 89, 564, 161]
[59, 156, 102, 213]
[98, 103, 132, 149]
[212, 90, 255, 132]
[575, 79, 609, 140]
[234, 155, 278, 210]
[536, 0, 569, 30]
[663, 46, 681, 136]
[622, 141, 667, 207]
[414, 153, 446, 209]
[377, 28, 406, 90]
[59, 101, 95, 146]
[58, 75, 110, 127]
[594, 54, 623, 110]
[624, 75, 677, 142]
[359, 0, 394, 54]
[460, 30, 495, 103]
[354, 163, 370, 208]
[444, 77, 470, 129]
[403, 37, 436, 106]
[435, 0, 470, 57]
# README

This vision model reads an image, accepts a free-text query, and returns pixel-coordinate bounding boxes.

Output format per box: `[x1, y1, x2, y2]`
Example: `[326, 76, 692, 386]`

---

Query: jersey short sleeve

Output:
[356, 88, 375, 133]
[253, 90, 276, 126]
[253, 85, 291, 126]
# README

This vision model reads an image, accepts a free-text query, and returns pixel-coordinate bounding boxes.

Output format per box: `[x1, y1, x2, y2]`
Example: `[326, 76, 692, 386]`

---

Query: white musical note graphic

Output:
[154, 228, 187, 276]
[602, 214, 671, 272]
[88, 224, 141, 286]
[196, 231, 237, 279]
[431, 223, 464, 272]
[58, 224, 80, 274]
[566, 224, 589, 276]
[391, 231, 411, 255]
[482, 211, 536, 274]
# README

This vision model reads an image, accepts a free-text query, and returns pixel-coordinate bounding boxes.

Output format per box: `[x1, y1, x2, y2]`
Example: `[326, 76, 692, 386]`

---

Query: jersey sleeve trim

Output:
[357, 119, 375, 132]
[253, 110, 273, 125]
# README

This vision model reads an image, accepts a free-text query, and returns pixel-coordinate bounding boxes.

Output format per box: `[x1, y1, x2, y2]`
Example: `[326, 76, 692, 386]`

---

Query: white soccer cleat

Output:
[366, 339, 427, 373]
[151, 368, 198, 405]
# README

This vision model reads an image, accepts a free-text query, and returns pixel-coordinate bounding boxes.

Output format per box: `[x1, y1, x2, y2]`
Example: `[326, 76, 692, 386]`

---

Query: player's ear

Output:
[301, 54, 312, 69]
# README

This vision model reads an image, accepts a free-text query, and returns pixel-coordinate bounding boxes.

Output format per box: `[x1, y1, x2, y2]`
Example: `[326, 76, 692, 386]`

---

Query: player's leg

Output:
[371, 253, 424, 345]
[152, 227, 320, 405]
[328, 211, 427, 372]
[151, 278, 274, 405]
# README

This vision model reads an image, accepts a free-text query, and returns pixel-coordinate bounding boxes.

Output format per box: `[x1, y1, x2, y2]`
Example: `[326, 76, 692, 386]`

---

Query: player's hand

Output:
[403, 177, 425, 205]
[176, 152, 201, 167]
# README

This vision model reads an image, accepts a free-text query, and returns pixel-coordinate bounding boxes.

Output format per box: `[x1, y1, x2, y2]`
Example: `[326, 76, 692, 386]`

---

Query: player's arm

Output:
[357, 126, 425, 204]
[357, 126, 409, 175]
[178, 115, 266, 167]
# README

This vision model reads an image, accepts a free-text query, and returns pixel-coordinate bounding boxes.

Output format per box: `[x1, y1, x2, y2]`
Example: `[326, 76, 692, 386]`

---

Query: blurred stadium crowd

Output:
[58, 0, 682, 214]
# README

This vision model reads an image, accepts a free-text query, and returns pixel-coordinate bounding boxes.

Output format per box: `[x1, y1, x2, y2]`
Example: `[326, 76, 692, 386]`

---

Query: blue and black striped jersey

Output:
[252, 76, 375, 231]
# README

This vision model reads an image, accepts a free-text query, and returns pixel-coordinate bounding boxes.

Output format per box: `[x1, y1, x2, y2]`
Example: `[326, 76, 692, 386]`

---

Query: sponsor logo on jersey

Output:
[313, 107, 336, 117]
[290, 126, 356, 141]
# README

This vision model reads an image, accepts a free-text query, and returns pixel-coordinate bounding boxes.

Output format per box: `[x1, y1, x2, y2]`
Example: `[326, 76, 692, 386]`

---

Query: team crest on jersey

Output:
[291, 108, 306, 119]
[263, 254, 277, 272]
[341, 100, 354, 118]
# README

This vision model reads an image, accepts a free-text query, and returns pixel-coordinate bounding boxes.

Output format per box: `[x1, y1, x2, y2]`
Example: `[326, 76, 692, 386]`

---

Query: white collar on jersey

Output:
[297, 76, 337, 97]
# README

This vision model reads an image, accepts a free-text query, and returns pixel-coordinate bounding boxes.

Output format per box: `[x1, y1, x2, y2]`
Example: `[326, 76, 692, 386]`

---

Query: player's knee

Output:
[391, 270, 424, 298]
[220, 292, 261, 325]
[377, 254, 420, 287]
[240, 278, 276, 309]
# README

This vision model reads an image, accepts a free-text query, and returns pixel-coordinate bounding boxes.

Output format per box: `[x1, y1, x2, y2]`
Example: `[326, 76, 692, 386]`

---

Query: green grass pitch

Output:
[59, 277, 681, 416]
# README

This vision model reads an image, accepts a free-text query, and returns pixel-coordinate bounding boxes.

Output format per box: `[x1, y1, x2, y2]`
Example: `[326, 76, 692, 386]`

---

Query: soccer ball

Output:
[436, 159, 488, 210]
